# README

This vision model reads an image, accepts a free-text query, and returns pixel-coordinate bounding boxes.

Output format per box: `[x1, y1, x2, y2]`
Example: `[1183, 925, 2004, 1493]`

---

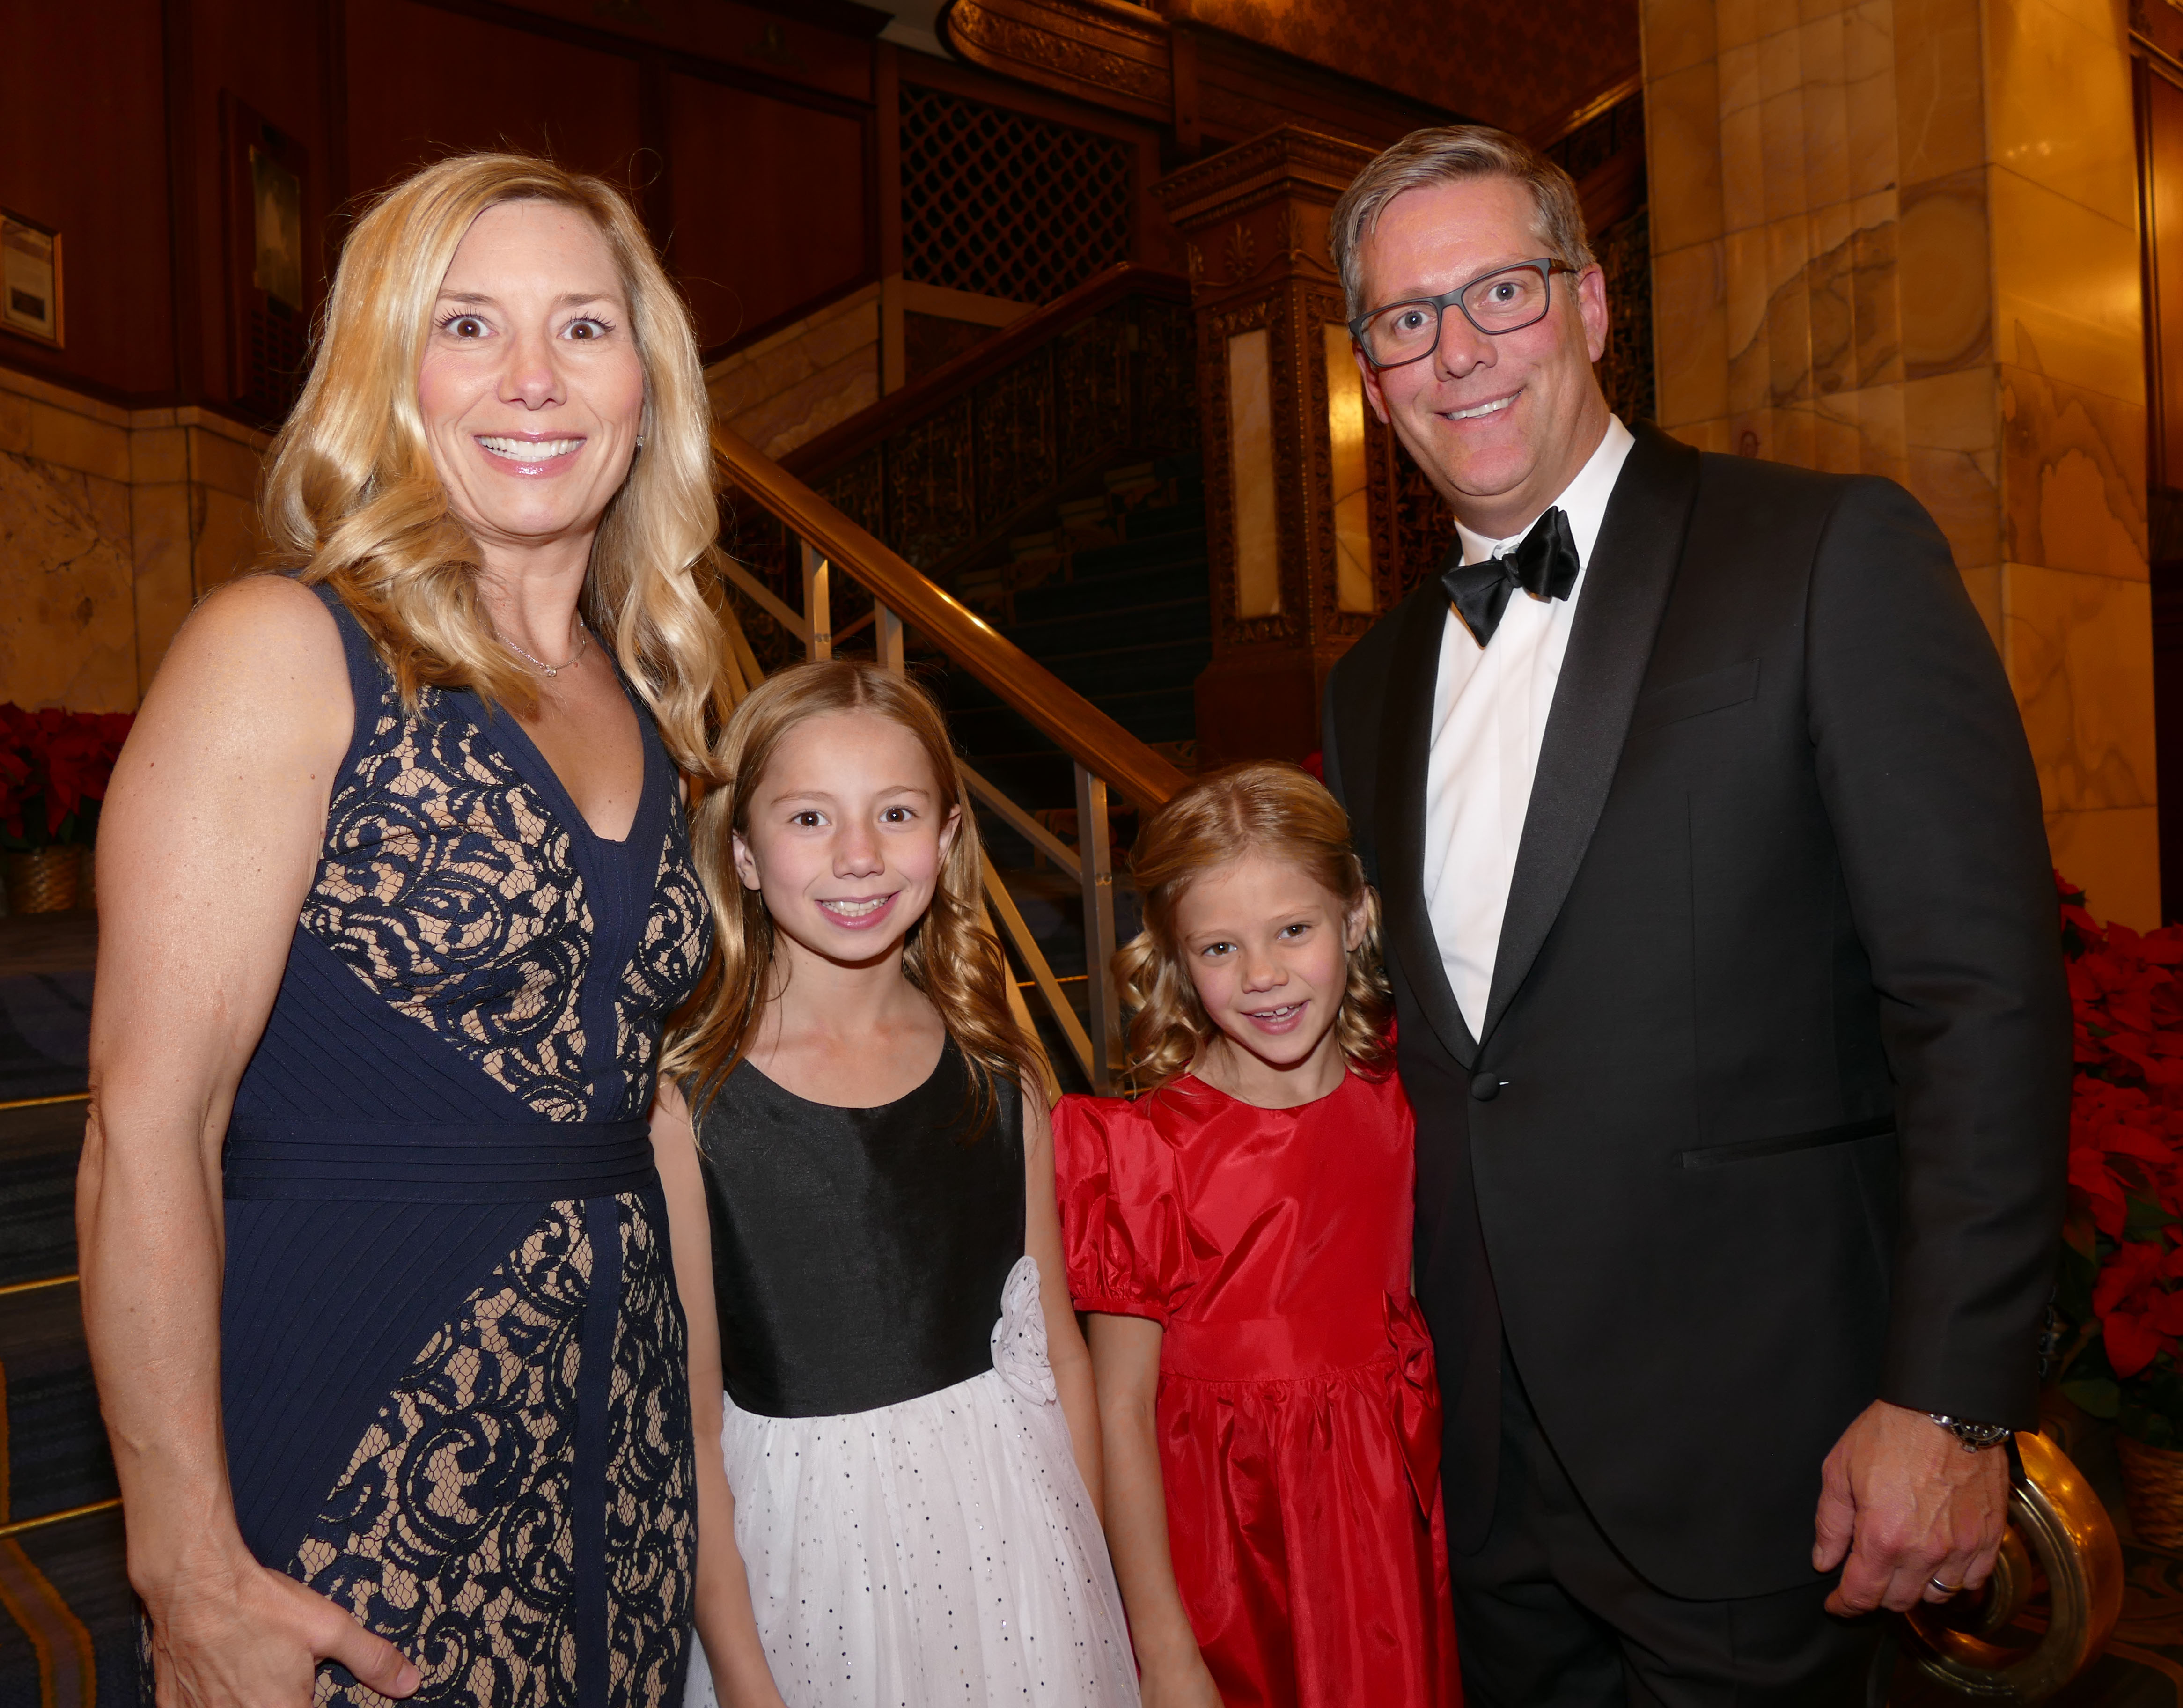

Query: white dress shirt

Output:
[1423, 417, 1636, 1036]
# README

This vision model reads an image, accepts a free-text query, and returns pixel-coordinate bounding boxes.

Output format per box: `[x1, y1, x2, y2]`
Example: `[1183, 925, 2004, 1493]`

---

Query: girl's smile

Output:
[817, 891, 901, 929]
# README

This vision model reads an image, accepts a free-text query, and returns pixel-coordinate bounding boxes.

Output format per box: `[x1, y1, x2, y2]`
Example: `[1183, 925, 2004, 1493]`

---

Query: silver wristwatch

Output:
[1928, 1413, 2012, 1451]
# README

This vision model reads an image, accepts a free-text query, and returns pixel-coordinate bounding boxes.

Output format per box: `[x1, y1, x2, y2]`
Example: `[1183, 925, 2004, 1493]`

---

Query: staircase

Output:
[943, 454, 1208, 814]
[715, 265, 1204, 1093]
[0, 909, 125, 1706]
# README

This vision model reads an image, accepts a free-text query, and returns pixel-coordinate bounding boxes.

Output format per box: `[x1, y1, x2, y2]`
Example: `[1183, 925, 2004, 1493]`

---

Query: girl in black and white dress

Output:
[651, 659, 1138, 1708]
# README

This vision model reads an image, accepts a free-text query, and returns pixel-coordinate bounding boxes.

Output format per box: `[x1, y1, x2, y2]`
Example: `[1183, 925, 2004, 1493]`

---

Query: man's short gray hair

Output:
[1329, 125, 1596, 320]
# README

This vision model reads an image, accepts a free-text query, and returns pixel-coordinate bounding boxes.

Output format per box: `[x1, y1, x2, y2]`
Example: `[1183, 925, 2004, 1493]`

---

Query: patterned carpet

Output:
[0, 904, 2178, 1706]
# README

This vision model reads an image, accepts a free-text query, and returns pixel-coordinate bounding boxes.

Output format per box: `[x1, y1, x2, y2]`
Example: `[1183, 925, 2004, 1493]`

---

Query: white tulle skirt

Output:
[684, 1256, 1140, 1708]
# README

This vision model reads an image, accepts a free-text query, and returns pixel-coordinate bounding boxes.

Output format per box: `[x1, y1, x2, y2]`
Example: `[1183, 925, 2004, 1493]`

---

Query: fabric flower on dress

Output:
[990, 1254, 1057, 1406]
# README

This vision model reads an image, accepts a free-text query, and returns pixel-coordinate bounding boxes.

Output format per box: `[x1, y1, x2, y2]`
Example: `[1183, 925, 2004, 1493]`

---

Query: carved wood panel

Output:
[1389, 441, 1460, 603]
[1302, 287, 1376, 640]
[1595, 208, 1654, 427]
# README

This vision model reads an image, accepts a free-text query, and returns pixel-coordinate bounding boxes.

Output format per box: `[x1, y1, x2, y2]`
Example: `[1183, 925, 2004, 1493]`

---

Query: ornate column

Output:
[1152, 127, 1384, 766]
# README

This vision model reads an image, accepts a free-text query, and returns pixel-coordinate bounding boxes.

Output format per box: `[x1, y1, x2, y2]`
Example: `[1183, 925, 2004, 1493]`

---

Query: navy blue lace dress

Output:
[209, 584, 711, 1707]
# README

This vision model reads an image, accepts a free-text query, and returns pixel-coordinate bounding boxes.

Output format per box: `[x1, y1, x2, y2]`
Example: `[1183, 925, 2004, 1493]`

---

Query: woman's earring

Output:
[635, 436, 645, 449]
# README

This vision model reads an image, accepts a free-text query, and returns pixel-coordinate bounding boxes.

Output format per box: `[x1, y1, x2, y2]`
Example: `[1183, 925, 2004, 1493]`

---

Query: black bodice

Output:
[692, 1041, 1026, 1418]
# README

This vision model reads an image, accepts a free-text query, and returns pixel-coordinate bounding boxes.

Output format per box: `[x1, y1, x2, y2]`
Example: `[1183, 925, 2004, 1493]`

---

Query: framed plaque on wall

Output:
[0, 211, 63, 347]
[222, 93, 312, 422]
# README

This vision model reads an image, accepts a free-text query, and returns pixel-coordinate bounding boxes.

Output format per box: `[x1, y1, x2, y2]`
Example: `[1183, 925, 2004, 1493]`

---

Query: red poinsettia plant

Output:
[0, 705, 134, 850]
[2053, 873, 2183, 1446]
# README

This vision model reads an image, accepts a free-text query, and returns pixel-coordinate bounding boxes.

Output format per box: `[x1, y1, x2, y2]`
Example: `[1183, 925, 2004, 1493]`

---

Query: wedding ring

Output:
[1929, 1575, 1962, 1595]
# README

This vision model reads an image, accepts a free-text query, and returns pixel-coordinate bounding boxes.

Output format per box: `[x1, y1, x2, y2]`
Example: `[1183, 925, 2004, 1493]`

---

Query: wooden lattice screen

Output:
[899, 84, 1135, 305]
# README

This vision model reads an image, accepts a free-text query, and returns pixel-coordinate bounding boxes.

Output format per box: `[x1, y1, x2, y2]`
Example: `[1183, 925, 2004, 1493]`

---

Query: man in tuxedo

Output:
[1319, 127, 2070, 1702]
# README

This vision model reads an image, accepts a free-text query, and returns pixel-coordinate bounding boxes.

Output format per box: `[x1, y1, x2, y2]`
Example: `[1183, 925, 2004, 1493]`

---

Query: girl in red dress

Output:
[1055, 762, 1460, 1708]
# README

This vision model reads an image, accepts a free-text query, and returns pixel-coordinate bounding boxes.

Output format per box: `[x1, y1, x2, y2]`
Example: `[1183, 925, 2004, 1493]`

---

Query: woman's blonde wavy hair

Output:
[1117, 762, 1392, 1094]
[260, 150, 733, 773]
[662, 660, 1043, 1133]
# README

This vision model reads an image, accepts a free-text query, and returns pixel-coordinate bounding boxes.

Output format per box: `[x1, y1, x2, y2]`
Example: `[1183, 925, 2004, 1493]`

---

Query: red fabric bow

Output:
[1384, 1293, 1442, 1517]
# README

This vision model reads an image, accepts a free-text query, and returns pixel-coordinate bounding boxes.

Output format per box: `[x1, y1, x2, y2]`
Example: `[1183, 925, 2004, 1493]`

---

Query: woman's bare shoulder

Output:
[169, 572, 343, 668]
[134, 574, 352, 771]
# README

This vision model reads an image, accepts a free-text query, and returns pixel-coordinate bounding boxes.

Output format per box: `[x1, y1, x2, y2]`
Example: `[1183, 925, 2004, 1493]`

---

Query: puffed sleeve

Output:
[1051, 1092, 1185, 1325]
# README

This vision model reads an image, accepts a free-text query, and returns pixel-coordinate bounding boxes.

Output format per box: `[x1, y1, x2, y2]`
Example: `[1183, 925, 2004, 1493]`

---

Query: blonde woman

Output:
[79, 155, 730, 1707]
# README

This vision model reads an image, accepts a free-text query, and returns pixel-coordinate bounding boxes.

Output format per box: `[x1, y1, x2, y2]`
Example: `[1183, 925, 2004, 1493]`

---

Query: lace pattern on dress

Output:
[609, 831, 711, 1123]
[306, 683, 595, 1121]
[605, 1194, 695, 1707]
[296, 1195, 691, 1708]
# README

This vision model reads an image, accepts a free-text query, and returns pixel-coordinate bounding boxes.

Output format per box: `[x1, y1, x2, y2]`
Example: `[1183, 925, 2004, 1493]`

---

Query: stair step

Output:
[1011, 554, 1210, 626]
[1117, 501, 1206, 544]
[0, 1099, 88, 1288]
[2, 1283, 113, 1521]
[1066, 527, 1207, 582]
[949, 642, 1209, 712]
[949, 687, 1198, 775]
[1006, 599, 1212, 661]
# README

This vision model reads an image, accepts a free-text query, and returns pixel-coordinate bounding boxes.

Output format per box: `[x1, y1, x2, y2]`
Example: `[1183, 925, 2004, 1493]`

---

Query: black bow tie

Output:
[1439, 507, 1582, 647]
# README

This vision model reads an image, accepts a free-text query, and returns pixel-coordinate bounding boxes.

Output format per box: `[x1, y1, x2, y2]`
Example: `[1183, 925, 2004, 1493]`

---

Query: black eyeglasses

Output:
[1347, 258, 1578, 369]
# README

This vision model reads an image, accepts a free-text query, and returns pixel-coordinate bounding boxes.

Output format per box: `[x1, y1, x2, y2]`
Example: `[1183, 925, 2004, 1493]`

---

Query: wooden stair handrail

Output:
[782, 262, 1191, 484]
[716, 421, 1191, 814]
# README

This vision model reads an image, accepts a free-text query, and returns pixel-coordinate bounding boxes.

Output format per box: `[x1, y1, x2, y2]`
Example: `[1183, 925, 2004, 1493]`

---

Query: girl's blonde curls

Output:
[1116, 761, 1392, 1094]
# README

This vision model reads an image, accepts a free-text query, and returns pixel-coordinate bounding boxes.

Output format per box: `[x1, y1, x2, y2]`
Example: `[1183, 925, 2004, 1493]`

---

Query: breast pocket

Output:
[1633, 660, 1760, 731]
[1680, 1114, 1894, 1170]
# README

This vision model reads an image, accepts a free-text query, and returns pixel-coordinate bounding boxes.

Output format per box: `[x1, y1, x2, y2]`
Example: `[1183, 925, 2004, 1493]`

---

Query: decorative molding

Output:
[1149, 125, 1379, 231]
[1529, 70, 1644, 149]
[941, 0, 1173, 124]
[941, 0, 1455, 150]
[1222, 222, 1256, 284]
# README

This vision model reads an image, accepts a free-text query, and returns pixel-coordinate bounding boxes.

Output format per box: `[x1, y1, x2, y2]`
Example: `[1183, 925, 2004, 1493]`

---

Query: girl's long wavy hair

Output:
[1117, 762, 1393, 1094]
[662, 660, 1043, 1132]
[259, 151, 733, 772]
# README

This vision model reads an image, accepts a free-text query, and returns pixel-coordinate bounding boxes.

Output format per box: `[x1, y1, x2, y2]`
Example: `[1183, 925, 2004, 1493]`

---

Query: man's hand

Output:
[1814, 1399, 2010, 1614]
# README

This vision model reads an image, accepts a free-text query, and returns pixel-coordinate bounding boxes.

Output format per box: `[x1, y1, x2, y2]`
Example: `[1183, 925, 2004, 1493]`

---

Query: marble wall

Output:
[705, 285, 882, 460]
[1644, 0, 2159, 925]
[3, 281, 892, 713]
[0, 366, 270, 712]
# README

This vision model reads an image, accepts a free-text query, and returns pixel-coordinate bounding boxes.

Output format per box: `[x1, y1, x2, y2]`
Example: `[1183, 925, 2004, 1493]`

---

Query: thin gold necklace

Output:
[503, 622, 591, 678]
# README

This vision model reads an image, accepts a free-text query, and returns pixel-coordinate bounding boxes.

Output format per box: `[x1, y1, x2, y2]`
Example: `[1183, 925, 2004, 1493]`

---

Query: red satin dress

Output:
[1055, 1069, 1461, 1708]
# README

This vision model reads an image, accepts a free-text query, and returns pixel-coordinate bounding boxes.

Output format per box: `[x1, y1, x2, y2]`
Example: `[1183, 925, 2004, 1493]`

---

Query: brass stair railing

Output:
[715, 422, 1190, 1095]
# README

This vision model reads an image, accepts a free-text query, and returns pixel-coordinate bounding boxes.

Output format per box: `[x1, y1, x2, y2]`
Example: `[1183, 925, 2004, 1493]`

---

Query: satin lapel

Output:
[1374, 581, 1479, 1070]
[1478, 427, 1703, 1046]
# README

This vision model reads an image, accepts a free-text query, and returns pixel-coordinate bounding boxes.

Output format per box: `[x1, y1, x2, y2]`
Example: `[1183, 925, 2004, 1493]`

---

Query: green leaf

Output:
[2062, 1377, 2121, 1418]
[2126, 1194, 2182, 1238]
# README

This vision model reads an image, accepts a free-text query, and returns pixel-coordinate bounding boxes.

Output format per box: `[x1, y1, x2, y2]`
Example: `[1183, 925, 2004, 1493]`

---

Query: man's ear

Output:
[1356, 344, 1392, 426]
[731, 829, 763, 892]
[1575, 263, 1610, 366]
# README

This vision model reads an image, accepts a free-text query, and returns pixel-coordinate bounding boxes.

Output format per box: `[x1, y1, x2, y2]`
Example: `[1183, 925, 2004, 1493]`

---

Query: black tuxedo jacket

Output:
[1321, 426, 2070, 1598]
